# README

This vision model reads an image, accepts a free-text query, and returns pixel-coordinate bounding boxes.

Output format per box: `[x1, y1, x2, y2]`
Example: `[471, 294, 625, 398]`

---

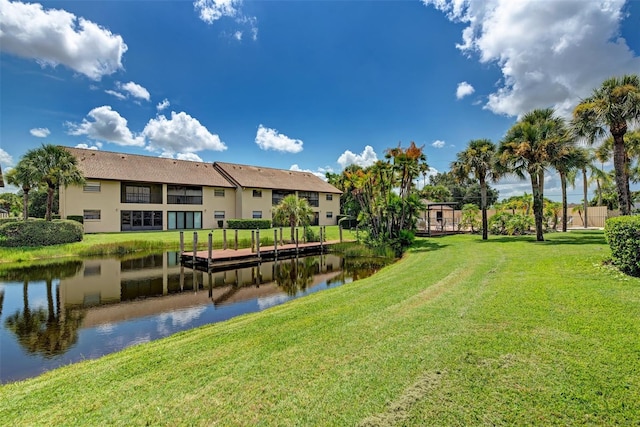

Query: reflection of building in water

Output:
[58, 253, 344, 328]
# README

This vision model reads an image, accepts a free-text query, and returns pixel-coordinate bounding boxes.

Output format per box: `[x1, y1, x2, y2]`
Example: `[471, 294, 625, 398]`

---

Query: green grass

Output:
[0, 225, 358, 267]
[1, 230, 639, 425]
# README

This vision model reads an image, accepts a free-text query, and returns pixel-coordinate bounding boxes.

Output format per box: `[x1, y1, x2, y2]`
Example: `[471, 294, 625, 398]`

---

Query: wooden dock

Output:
[181, 240, 342, 272]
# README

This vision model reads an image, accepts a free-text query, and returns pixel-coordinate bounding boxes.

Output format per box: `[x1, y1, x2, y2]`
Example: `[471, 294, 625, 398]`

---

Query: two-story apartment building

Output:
[59, 147, 341, 233]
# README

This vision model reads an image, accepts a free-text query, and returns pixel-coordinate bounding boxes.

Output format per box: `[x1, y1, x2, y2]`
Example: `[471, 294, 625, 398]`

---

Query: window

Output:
[121, 210, 163, 231]
[253, 189, 262, 198]
[83, 182, 101, 192]
[326, 211, 333, 218]
[167, 185, 202, 204]
[83, 209, 101, 220]
[252, 211, 262, 219]
[326, 194, 333, 201]
[299, 191, 319, 207]
[167, 211, 202, 230]
[214, 189, 225, 197]
[214, 211, 225, 219]
[121, 183, 162, 204]
[272, 190, 294, 206]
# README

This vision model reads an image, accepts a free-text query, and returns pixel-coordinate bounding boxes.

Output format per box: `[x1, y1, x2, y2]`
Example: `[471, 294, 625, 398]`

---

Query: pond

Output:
[0, 251, 390, 384]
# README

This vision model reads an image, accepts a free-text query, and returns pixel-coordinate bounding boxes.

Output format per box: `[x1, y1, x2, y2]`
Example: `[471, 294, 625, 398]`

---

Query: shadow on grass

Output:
[473, 230, 607, 246]
[410, 238, 449, 253]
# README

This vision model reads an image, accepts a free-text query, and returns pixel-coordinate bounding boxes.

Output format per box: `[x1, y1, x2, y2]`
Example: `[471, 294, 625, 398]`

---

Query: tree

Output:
[272, 195, 314, 243]
[451, 139, 499, 240]
[573, 75, 640, 215]
[498, 108, 566, 241]
[551, 144, 589, 232]
[0, 192, 22, 217]
[5, 155, 39, 220]
[26, 145, 85, 221]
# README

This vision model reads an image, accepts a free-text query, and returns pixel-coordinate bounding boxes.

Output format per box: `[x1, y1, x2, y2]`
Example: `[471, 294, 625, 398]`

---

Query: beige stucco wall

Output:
[60, 180, 123, 233]
[316, 192, 340, 226]
[60, 180, 341, 232]
[239, 188, 274, 220]
[60, 181, 237, 233]
[204, 187, 236, 229]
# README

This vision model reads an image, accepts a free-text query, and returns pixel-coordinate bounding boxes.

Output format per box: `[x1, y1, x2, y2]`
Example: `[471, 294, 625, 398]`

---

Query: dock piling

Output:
[295, 228, 299, 255]
[180, 231, 184, 254]
[192, 232, 198, 267]
[223, 229, 227, 250]
[234, 229, 238, 250]
[208, 233, 213, 268]
[256, 229, 261, 260]
[339, 224, 343, 243]
[274, 229, 278, 258]
[251, 230, 255, 253]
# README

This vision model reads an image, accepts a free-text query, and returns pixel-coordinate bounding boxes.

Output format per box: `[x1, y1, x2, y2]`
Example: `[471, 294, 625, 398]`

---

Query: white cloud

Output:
[0, 148, 14, 166]
[105, 89, 126, 100]
[337, 145, 378, 169]
[143, 111, 227, 155]
[194, 0, 258, 40]
[255, 124, 303, 153]
[156, 98, 170, 111]
[75, 142, 102, 150]
[456, 81, 475, 99]
[289, 164, 328, 181]
[117, 81, 150, 101]
[0, 0, 127, 80]
[431, 140, 446, 148]
[176, 152, 204, 162]
[29, 127, 50, 138]
[66, 106, 145, 147]
[194, 0, 239, 23]
[422, 0, 640, 117]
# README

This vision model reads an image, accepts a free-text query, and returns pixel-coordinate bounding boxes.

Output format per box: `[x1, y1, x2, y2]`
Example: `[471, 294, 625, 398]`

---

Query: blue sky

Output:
[1, 0, 639, 202]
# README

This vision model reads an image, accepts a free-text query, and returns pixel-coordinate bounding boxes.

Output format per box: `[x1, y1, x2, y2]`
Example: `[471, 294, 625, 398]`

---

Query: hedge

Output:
[604, 215, 640, 277]
[226, 219, 272, 230]
[0, 219, 84, 247]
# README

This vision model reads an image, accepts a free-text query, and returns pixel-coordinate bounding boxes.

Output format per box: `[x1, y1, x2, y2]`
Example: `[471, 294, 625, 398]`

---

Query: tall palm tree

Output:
[273, 195, 314, 243]
[551, 144, 589, 232]
[5, 156, 39, 220]
[498, 108, 566, 241]
[573, 74, 640, 215]
[27, 145, 85, 221]
[451, 139, 499, 240]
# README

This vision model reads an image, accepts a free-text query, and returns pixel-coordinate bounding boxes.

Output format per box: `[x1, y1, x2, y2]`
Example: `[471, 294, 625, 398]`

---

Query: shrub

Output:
[66, 215, 84, 224]
[604, 216, 640, 277]
[0, 217, 19, 226]
[0, 219, 84, 247]
[226, 219, 271, 230]
[489, 212, 533, 236]
[303, 226, 320, 242]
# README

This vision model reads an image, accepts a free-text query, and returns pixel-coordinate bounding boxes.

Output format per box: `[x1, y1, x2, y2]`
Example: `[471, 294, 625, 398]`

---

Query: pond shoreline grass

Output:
[1, 230, 639, 425]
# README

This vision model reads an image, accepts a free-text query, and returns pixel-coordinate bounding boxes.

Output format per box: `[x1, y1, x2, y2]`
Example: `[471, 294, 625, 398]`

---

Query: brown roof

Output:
[214, 162, 341, 194]
[64, 147, 234, 188]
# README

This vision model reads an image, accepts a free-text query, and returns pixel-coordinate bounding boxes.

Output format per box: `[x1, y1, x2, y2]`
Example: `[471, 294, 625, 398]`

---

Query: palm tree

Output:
[451, 139, 499, 240]
[551, 145, 589, 232]
[273, 195, 314, 243]
[573, 75, 640, 215]
[5, 156, 40, 220]
[498, 108, 566, 241]
[26, 145, 85, 221]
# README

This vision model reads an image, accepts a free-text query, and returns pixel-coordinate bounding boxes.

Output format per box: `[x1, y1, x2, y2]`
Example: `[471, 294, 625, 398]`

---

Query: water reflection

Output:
[0, 251, 390, 384]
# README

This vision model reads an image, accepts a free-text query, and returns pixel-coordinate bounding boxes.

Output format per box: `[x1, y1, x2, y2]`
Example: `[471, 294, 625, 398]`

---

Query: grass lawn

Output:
[1, 230, 639, 425]
[0, 225, 358, 266]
